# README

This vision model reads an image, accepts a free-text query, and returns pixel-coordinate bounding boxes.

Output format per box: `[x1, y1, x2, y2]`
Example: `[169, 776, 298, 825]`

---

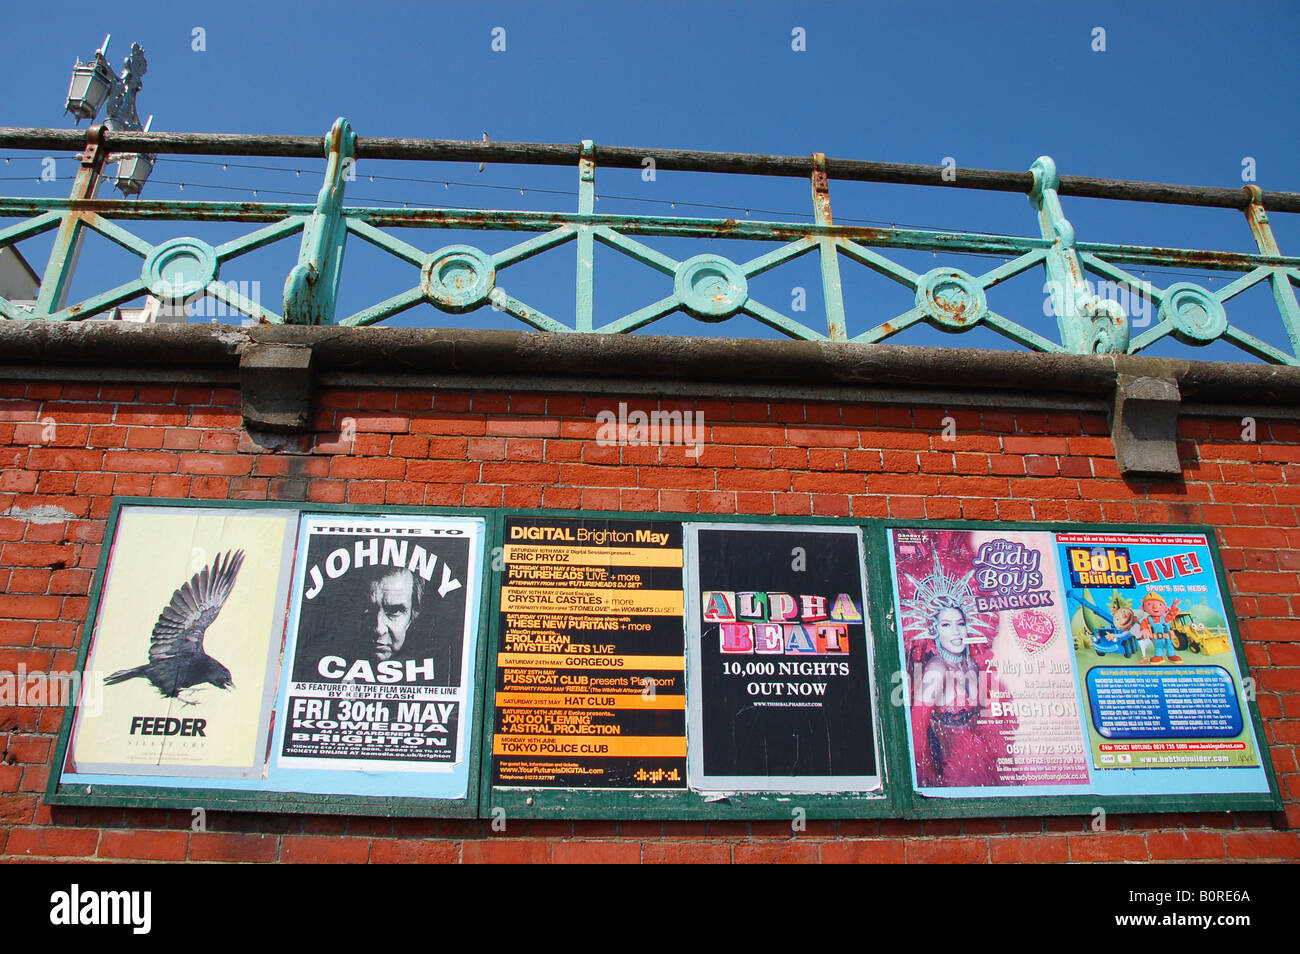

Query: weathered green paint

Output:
[2, 119, 1297, 364]
[811, 153, 847, 340]
[33, 130, 108, 318]
[282, 118, 355, 325]
[1030, 156, 1130, 356]
[1242, 186, 1300, 357]
[576, 140, 595, 333]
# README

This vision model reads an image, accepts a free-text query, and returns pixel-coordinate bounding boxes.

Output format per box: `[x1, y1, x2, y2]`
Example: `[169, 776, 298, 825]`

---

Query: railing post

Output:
[1029, 156, 1128, 354]
[811, 153, 847, 341]
[576, 140, 595, 333]
[34, 125, 108, 318]
[283, 117, 355, 325]
[1241, 184, 1300, 357]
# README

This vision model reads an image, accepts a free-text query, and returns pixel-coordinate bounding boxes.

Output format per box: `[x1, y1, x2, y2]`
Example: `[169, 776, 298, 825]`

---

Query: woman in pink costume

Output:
[903, 550, 1013, 788]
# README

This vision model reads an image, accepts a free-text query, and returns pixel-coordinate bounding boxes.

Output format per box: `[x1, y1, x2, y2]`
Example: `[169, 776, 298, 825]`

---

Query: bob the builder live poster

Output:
[1057, 532, 1261, 776]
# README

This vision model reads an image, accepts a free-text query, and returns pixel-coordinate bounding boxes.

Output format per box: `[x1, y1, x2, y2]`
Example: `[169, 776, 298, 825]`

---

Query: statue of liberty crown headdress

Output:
[900, 549, 996, 646]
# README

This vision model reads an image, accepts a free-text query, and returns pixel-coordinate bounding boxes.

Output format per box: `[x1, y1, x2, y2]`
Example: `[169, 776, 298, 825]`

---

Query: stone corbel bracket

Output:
[1112, 373, 1182, 478]
[240, 341, 314, 433]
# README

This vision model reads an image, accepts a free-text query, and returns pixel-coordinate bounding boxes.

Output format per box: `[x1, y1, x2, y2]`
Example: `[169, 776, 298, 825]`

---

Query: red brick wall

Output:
[1, 379, 1297, 863]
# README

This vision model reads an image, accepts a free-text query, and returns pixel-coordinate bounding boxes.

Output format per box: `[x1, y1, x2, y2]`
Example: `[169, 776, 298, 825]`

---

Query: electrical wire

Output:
[0, 153, 1272, 284]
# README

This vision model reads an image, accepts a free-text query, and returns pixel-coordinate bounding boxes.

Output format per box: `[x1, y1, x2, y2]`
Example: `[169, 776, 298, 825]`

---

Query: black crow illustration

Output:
[105, 549, 245, 700]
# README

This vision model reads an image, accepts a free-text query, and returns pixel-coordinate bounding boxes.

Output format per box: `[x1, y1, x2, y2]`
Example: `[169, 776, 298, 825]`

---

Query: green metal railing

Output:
[1, 119, 1298, 363]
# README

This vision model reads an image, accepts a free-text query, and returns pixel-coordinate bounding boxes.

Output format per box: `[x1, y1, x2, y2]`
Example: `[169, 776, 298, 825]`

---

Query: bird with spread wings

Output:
[105, 549, 245, 702]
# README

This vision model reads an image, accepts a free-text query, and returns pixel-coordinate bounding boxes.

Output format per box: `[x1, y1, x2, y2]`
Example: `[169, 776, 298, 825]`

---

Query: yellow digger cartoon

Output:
[1170, 611, 1232, 656]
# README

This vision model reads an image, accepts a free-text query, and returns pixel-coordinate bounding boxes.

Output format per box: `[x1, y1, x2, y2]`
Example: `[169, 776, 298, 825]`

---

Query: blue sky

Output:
[2, 0, 1297, 359]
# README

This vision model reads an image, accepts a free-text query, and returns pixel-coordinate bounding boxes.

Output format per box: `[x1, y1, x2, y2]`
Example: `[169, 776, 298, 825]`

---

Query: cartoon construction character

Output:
[1139, 591, 1183, 664]
[1112, 605, 1150, 662]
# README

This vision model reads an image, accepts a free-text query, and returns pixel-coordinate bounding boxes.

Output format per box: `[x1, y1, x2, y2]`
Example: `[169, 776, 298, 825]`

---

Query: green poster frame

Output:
[45, 497, 497, 819]
[45, 502, 1281, 822]
[870, 519, 1282, 820]
[480, 509, 902, 820]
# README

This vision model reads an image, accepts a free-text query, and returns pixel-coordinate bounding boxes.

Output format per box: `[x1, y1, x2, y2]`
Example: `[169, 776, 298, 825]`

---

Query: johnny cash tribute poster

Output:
[685, 524, 881, 794]
[276, 515, 484, 779]
[67, 506, 296, 779]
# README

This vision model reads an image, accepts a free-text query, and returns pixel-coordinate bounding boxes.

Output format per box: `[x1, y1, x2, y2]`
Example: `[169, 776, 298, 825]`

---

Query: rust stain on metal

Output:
[832, 226, 891, 244]
[1134, 245, 1266, 270]
[812, 152, 833, 225]
[1240, 185, 1280, 257]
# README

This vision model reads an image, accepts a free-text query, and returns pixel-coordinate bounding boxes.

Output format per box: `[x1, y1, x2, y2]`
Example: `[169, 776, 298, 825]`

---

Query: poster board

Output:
[49, 499, 493, 817]
[66, 505, 295, 780]
[880, 521, 1277, 817]
[269, 513, 484, 800]
[49, 504, 1279, 819]
[485, 512, 895, 819]
[491, 515, 688, 790]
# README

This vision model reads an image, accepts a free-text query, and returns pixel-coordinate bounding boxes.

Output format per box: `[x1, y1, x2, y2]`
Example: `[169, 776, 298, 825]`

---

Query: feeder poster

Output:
[685, 524, 881, 794]
[65, 505, 296, 780]
[888, 526, 1269, 799]
[492, 516, 687, 789]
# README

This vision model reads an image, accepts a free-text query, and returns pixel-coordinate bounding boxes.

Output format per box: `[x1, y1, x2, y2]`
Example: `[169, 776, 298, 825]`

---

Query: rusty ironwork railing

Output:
[1, 120, 1298, 363]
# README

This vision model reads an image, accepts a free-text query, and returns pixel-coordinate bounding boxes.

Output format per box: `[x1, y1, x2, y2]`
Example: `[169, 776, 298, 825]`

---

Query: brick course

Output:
[1, 381, 1295, 863]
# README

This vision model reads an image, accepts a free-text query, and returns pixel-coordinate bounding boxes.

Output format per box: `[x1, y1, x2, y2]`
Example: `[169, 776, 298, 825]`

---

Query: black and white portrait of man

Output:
[290, 528, 469, 687]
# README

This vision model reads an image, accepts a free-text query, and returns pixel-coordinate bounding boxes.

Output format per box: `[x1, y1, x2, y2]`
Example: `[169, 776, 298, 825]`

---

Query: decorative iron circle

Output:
[1159, 282, 1227, 343]
[674, 254, 748, 321]
[421, 245, 495, 312]
[1086, 302, 1128, 356]
[915, 267, 987, 329]
[142, 237, 218, 304]
[1088, 302, 1131, 355]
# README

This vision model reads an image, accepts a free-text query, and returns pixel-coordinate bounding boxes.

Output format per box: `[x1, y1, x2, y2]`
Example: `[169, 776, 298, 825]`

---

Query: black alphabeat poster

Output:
[685, 524, 882, 793]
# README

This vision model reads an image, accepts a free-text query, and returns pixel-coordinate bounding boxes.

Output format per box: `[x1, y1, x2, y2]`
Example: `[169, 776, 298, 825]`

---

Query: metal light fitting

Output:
[64, 35, 114, 122]
[64, 36, 155, 195]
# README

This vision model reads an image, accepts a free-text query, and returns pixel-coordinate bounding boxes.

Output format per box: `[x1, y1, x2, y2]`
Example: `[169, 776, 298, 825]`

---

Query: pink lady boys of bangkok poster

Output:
[889, 528, 1089, 796]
